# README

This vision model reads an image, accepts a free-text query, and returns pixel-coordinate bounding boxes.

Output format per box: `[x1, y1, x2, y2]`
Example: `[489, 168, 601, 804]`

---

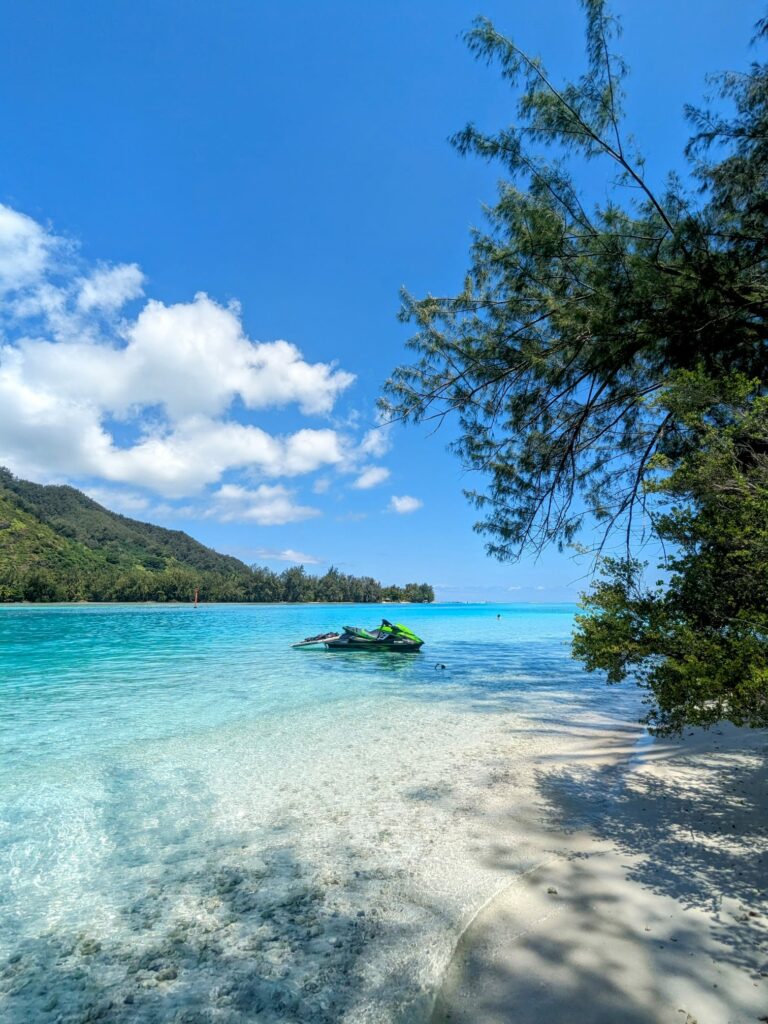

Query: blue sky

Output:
[0, 0, 760, 600]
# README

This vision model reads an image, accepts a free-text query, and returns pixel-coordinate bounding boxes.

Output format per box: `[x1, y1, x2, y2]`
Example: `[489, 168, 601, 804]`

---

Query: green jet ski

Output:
[292, 619, 424, 652]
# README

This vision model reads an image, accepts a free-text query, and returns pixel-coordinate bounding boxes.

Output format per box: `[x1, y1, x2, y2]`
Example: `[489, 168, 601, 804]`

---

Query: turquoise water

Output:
[3, 602, 594, 774]
[0, 603, 639, 1023]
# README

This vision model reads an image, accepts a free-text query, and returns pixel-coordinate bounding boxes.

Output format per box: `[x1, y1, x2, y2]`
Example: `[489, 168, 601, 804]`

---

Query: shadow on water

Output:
[0, 850, 387, 1024]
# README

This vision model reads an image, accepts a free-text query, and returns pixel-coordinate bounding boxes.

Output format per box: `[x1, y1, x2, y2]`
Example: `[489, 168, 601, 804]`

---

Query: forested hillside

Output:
[0, 470, 433, 603]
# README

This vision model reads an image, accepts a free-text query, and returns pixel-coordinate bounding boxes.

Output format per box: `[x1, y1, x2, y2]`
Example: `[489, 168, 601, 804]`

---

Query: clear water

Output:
[0, 603, 641, 1023]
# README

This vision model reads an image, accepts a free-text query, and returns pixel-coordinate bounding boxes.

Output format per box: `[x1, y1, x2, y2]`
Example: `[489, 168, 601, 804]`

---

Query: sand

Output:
[431, 724, 768, 1024]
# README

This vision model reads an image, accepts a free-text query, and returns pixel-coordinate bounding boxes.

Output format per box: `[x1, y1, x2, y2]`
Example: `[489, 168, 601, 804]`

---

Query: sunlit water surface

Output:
[0, 603, 641, 1023]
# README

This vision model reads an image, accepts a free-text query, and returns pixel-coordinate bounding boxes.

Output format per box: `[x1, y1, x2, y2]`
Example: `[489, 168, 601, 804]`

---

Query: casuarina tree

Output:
[382, 3, 768, 731]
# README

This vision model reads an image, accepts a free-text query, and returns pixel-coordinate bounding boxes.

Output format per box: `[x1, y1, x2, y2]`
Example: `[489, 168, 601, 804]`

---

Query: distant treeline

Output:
[0, 563, 434, 604]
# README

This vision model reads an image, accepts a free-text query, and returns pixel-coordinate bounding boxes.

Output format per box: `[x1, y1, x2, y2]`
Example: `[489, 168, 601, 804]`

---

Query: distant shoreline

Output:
[0, 599, 577, 607]
[0, 599, 431, 607]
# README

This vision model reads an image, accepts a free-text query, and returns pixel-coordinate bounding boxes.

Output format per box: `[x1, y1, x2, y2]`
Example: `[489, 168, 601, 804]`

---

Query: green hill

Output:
[0, 468, 253, 601]
[0, 469, 434, 603]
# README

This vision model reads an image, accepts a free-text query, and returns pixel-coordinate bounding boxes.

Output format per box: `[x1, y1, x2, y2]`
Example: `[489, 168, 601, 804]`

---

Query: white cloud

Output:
[388, 494, 423, 514]
[352, 465, 390, 490]
[0, 205, 52, 293]
[0, 374, 345, 497]
[9, 292, 354, 423]
[252, 547, 321, 565]
[312, 477, 331, 494]
[281, 428, 345, 475]
[84, 486, 151, 515]
[208, 483, 320, 526]
[359, 420, 392, 459]
[0, 204, 356, 502]
[76, 263, 145, 311]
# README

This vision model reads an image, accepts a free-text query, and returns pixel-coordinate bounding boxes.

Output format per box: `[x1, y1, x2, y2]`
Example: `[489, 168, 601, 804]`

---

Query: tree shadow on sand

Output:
[429, 737, 767, 1024]
[536, 741, 768, 959]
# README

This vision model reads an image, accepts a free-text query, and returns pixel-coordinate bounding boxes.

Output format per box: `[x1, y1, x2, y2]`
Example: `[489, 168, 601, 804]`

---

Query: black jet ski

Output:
[292, 619, 424, 652]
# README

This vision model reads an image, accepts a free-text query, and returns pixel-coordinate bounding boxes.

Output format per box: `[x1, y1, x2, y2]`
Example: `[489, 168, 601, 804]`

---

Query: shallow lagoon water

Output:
[0, 603, 640, 1023]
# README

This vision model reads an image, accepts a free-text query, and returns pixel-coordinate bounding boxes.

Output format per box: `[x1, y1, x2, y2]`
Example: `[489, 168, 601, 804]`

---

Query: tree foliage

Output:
[382, 2, 767, 730]
[573, 374, 768, 733]
[382, 3, 767, 559]
[0, 467, 248, 575]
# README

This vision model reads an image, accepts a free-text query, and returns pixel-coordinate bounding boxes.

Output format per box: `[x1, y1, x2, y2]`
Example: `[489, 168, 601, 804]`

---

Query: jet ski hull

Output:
[323, 636, 422, 652]
[293, 619, 424, 652]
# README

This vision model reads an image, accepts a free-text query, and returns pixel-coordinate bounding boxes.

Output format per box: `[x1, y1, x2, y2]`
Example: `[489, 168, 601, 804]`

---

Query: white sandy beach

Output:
[431, 724, 768, 1024]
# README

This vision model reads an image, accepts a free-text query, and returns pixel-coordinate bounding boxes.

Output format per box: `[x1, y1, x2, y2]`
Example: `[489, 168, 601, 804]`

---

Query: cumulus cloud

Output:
[76, 263, 145, 311]
[84, 486, 152, 515]
[208, 484, 320, 526]
[352, 466, 390, 490]
[0, 365, 346, 497]
[0, 205, 53, 293]
[0, 204, 356, 504]
[388, 495, 423, 514]
[359, 420, 392, 459]
[105, 422, 344, 497]
[7, 292, 354, 423]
